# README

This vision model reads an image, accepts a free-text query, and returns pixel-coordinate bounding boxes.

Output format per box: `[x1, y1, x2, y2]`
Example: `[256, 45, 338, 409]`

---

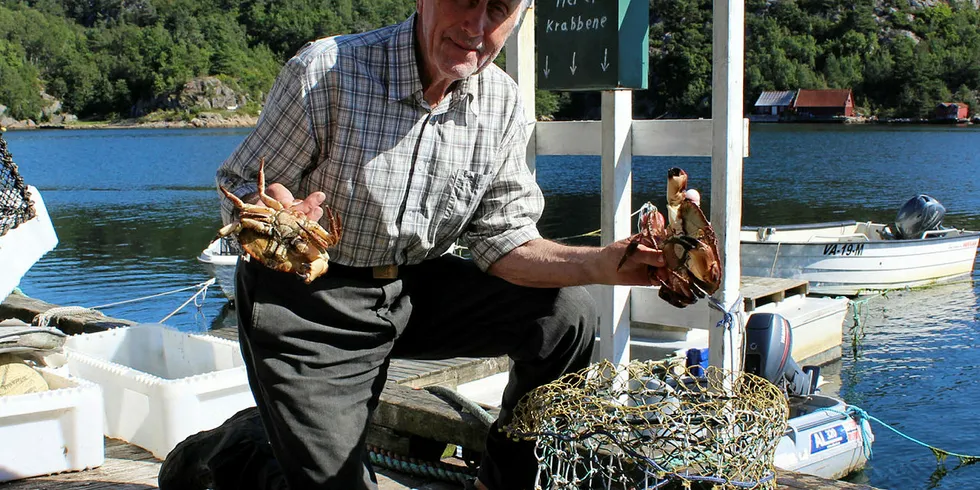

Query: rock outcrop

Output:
[131, 76, 249, 117]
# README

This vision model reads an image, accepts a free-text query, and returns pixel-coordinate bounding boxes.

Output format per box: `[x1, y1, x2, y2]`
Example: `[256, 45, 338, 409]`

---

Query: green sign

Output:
[536, 0, 649, 91]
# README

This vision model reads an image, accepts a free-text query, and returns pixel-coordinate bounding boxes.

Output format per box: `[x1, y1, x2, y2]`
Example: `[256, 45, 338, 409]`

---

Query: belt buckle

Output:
[373, 265, 399, 279]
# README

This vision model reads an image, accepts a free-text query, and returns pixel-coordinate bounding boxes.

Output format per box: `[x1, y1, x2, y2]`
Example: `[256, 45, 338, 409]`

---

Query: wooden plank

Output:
[504, 4, 536, 174]
[775, 469, 877, 489]
[0, 293, 134, 335]
[535, 119, 750, 158]
[632, 119, 714, 157]
[741, 276, 809, 312]
[373, 381, 497, 452]
[596, 89, 634, 365]
[535, 120, 601, 156]
[708, 0, 746, 372]
[396, 357, 509, 389]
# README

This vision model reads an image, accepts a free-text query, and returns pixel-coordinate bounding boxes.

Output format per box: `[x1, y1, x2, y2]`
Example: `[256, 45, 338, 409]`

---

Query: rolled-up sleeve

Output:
[462, 109, 543, 271]
[216, 56, 318, 225]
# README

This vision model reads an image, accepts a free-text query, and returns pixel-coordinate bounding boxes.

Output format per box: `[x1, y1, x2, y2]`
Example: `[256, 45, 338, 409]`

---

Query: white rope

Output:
[159, 278, 215, 323]
[90, 279, 217, 309]
[34, 306, 104, 327]
[30, 278, 217, 327]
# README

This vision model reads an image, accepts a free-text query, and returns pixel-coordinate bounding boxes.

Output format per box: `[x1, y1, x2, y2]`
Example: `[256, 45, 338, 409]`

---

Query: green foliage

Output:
[0, 38, 43, 119]
[0, 0, 978, 122]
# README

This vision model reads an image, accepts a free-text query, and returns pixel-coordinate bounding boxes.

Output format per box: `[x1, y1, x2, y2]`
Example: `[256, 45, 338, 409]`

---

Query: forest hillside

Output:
[0, 0, 977, 123]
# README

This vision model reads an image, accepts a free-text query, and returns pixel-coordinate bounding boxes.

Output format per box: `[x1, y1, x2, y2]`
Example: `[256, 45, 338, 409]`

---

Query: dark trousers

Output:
[230, 254, 597, 490]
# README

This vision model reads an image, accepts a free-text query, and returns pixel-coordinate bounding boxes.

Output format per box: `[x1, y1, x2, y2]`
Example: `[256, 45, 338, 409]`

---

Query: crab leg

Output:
[254, 158, 286, 211]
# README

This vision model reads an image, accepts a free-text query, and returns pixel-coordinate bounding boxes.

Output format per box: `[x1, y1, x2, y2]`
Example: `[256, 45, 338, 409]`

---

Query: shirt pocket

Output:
[436, 169, 493, 240]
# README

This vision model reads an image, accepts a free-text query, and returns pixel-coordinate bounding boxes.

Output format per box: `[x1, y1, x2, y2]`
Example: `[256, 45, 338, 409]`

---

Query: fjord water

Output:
[7, 124, 980, 489]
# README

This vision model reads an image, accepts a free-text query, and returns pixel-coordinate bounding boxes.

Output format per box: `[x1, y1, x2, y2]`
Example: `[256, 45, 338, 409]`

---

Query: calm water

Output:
[7, 124, 980, 489]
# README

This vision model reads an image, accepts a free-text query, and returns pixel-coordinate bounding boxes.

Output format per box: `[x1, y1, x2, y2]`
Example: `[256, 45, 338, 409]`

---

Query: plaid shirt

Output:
[217, 15, 543, 272]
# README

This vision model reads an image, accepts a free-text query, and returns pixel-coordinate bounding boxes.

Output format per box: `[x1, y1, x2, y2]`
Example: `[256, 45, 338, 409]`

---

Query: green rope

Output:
[424, 385, 496, 428]
[367, 446, 476, 484]
[816, 405, 980, 468]
[846, 276, 979, 357]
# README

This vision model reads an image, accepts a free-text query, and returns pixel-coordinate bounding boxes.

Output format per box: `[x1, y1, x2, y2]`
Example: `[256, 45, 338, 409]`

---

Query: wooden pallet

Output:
[741, 276, 809, 311]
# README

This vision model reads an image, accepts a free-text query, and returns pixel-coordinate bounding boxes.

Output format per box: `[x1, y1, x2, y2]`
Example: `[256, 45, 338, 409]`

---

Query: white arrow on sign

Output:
[543, 55, 550, 78]
[569, 52, 577, 75]
[600, 48, 609, 72]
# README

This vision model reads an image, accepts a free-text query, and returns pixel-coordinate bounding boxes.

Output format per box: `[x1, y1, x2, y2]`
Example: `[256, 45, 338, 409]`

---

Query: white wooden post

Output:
[598, 90, 633, 365]
[709, 0, 746, 371]
[506, 5, 537, 174]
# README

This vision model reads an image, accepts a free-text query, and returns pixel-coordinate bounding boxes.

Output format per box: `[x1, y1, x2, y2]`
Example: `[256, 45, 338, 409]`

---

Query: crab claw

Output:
[618, 204, 667, 271]
[666, 168, 689, 233]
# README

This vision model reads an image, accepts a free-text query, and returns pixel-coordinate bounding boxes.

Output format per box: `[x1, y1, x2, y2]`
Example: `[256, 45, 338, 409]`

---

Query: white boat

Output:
[777, 394, 873, 480]
[741, 220, 980, 296]
[1, 185, 59, 302]
[197, 237, 240, 302]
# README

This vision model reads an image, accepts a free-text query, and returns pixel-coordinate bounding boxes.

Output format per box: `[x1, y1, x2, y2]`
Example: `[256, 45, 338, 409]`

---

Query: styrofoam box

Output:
[63, 324, 256, 459]
[0, 367, 105, 482]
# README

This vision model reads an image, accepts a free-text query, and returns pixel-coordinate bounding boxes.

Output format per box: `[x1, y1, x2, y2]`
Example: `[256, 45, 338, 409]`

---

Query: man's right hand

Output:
[250, 183, 326, 222]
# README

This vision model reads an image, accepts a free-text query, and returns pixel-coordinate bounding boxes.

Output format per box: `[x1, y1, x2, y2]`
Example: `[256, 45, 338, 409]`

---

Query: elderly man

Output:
[162, 1, 664, 489]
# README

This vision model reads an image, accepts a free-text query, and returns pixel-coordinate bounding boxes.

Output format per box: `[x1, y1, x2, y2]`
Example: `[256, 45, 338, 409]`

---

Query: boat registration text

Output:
[823, 243, 865, 256]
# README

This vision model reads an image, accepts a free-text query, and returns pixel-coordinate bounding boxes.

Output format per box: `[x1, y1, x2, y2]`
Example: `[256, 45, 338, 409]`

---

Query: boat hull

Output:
[776, 394, 873, 480]
[0, 186, 58, 301]
[197, 238, 239, 302]
[741, 222, 980, 295]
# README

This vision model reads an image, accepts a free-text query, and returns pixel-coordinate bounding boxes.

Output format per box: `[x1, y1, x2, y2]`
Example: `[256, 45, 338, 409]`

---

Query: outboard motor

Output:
[893, 194, 945, 239]
[743, 313, 819, 397]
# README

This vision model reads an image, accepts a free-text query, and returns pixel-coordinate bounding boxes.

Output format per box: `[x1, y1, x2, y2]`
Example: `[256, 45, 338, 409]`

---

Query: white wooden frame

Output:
[506, 1, 747, 370]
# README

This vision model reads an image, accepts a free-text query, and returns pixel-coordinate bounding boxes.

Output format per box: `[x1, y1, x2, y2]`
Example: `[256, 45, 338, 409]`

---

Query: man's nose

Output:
[460, 1, 489, 37]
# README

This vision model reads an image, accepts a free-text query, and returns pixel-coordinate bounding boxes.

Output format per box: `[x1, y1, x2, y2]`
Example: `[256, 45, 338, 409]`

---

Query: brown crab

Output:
[618, 167, 722, 308]
[217, 158, 342, 284]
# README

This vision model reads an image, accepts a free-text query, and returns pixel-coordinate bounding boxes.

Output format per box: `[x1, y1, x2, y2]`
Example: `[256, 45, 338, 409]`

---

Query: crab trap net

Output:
[0, 131, 35, 238]
[505, 359, 789, 490]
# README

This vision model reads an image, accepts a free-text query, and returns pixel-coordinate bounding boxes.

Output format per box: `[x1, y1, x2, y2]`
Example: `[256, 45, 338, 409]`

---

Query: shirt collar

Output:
[386, 14, 480, 115]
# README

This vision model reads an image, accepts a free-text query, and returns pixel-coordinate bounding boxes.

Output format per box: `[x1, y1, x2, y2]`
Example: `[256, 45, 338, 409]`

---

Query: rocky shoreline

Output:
[2, 77, 259, 131]
[5, 112, 259, 131]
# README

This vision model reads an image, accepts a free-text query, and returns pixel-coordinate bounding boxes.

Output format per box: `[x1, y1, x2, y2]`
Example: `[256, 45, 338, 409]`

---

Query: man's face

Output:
[416, 0, 524, 84]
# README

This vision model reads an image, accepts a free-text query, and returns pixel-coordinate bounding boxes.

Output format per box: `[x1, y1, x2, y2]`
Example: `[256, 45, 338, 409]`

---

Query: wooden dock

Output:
[1, 292, 879, 490]
[741, 276, 810, 312]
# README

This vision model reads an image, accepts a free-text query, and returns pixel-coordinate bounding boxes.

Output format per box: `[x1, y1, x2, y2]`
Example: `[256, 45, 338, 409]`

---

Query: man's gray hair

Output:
[516, 0, 533, 28]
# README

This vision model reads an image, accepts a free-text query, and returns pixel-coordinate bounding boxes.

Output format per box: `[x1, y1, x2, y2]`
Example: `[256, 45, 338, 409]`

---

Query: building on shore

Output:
[750, 90, 796, 122]
[792, 89, 855, 120]
[933, 102, 970, 123]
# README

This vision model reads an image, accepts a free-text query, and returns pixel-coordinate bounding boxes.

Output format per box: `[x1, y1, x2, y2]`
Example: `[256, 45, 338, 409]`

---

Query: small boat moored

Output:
[741, 312, 873, 480]
[741, 195, 980, 296]
[197, 236, 240, 302]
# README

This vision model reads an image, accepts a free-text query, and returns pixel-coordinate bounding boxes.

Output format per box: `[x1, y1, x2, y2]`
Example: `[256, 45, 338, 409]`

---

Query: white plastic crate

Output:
[64, 324, 256, 459]
[0, 367, 105, 482]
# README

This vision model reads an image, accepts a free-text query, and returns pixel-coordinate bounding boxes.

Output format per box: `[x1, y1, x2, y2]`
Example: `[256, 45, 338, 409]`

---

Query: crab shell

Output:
[216, 158, 342, 284]
[618, 167, 722, 308]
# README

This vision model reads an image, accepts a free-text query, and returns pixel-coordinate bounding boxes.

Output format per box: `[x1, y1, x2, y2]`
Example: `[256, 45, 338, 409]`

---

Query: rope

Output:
[707, 294, 746, 373]
[424, 385, 496, 428]
[814, 405, 980, 466]
[34, 306, 104, 327]
[90, 279, 216, 309]
[367, 445, 477, 484]
[551, 207, 646, 243]
[159, 278, 215, 322]
[29, 278, 216, 327]
[359, 386, 489, 485]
